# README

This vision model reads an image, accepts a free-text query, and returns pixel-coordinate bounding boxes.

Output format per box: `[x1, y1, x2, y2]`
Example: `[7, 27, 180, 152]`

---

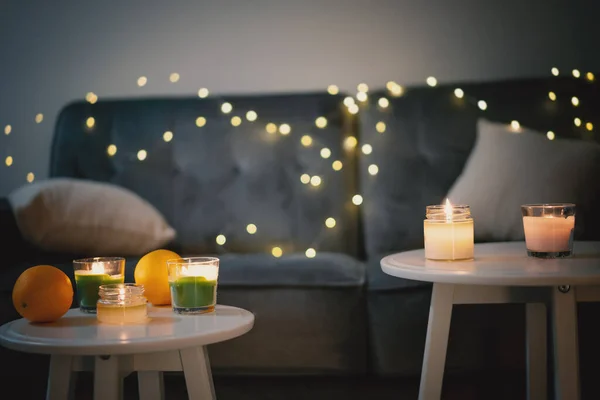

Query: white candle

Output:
[523, 215, 574, 252]
[424, 199, 474, 261]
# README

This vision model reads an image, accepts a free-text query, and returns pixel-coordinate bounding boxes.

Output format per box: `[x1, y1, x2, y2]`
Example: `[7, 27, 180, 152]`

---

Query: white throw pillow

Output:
[8, 178, 176, 255]
[447, 118, 600, 242]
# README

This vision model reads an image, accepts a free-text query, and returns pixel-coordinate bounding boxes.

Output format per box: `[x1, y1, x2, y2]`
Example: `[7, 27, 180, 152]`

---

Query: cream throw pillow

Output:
[447, 118, 600, 242]
[8, 178, 176, 255]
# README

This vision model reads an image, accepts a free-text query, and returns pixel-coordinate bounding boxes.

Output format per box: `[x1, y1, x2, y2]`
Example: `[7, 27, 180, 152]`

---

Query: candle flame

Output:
[444, 198, 453, 221]
[91, 262, 105, 274]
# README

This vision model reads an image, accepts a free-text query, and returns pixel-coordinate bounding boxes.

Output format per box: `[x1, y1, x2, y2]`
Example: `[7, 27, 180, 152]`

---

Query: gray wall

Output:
[1, 0, 598, 195]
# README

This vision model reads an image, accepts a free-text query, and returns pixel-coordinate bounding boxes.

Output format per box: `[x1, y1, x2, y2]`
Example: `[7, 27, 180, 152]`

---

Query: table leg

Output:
[94, 355, 121, 400]
[419, 283, 454, 400]
[551, 286, 580, 400]
[525, 302, 547, 400]
[46, 355, 74, 400]
[138, 371, 165, 400]
[180, 346, 216, 400]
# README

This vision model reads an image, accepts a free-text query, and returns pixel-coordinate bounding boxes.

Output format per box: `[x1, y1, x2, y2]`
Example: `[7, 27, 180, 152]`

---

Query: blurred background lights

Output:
[279, 123, 291, 135]
[216, 234, 226, 245]
[571, 96, 579, 107]
[572, 69, 581, 78]
[348, 104, 359, 114]
[547, 131, 555, 140]
[4, 125, 11, 135]
[271, 247, 283, 257]
[198, 88, 209, 98]
[169, 73, 180, 83]
[574, 118, 582, 127]
[320, 148, 331, 159]
[310, 176, 322, 186]
[454, 88, 464, 98]
[426, 76, 437, 87]
[510, 120, 521, 131]
[356, 92, 368, 102]
[221, 102, 233, 113]
[548, 92, 557, 101]
[35, 114, 43, 123]
[26, 172, 35, 183]
[586, 122, 594, 131]
[5, 156, 13, 167]
[107, 144, 117, 156]
[587, 72, 595, 82]
[343, 96, 355, 107]
[325, 217, 336, 228]
[305, 248, 316, 258]
[361, 144, 373, 154]
[376, 122, 386, 133]
[301, 135, 313, 147]
[357, 83, 369, 92]
[196, 117, 207, 127]
[137, 76, 147, 87]
[315, 117, 327, 128]
[266, 123, 277, 134]
[85, 92, 98, 104]
[137, 149, 147, 161]
[163, 131, 173, 142]
[246, 224, 257, 234]
[327, 85, 339, 95]
[300, 174, 310, 184]
[332, 160, 343, 171]
[378, 97, 389, 108]
[352, 194, 363, 205]
[86, 117, 95, 128]
[478, 100, 488, 110]
[368, 164, 379, 175]
[344, 136, 358, 150]
[551, 67, 559, 76]
[246, 111, 258, 121]
[231, 116, 242, 126]
[386, 81, 404, 97]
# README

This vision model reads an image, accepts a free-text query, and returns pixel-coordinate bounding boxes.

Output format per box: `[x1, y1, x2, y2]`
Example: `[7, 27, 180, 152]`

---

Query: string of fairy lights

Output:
[1, 67, 596, 258]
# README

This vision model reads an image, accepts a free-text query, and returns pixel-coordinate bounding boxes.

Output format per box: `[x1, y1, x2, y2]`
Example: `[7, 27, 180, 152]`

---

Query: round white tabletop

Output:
[381, 241, 600, 286]
[0, 304, 254, 356]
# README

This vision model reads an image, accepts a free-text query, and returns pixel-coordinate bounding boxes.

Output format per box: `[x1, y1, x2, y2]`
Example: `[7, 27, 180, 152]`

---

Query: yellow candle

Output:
[424, 199, 474, 261]
[523, 216, 574, 253]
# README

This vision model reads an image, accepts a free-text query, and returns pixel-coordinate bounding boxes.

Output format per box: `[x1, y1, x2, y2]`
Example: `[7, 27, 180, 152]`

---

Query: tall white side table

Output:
[0, 304, 254, 400]
[381, 241, 600, 400]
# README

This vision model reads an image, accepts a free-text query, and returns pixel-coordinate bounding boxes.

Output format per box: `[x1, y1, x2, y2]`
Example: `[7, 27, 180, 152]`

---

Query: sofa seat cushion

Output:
[217, 252, 365, 287]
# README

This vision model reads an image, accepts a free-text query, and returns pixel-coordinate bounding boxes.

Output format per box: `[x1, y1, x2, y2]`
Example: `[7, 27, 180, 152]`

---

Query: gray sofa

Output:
[2, 76, 600, 391]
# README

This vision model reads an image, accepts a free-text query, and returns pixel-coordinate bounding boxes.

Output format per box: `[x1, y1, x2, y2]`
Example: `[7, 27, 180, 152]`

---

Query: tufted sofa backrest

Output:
[50, 93, 360, 256]
[358, 77, 600, 258]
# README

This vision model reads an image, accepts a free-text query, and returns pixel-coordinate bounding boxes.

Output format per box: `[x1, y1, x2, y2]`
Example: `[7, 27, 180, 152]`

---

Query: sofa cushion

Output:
[358, 77, 600, 258]
[7, 178, 176, 256]
[448, 118, 600, 242]
[50, 94, 359, 257]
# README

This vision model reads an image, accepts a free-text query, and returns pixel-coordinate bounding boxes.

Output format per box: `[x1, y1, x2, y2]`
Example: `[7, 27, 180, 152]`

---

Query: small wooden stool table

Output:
[0, 304, 254, 400]
[381, 241, 600, 400]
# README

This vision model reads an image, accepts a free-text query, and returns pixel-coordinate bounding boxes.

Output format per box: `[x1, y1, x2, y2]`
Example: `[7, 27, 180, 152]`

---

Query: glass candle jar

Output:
[521, 203, 576, 258]
[167, 257, 219, 315]
[73, 257, 125, 314]
[97, 283, 148, 324]
[424, 202, 474, 261]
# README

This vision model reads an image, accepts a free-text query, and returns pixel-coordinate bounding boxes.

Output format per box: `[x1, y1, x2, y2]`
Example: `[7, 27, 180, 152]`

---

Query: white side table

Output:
[0, 304, 254, 400]
[381, 241, 600, 400]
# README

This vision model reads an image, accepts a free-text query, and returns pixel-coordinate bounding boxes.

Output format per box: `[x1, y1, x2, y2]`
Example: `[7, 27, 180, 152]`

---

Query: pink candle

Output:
[522, 216, 574, 252]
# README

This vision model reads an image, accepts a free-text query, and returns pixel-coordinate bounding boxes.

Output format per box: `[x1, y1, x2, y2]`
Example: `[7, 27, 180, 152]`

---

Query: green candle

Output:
[74, 270, 124, 309]
[169, 276, 217, 310]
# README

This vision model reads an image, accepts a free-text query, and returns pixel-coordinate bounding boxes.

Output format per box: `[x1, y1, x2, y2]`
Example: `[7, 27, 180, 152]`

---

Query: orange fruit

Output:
[134, 249, 181, 306]
[12, 265, 74, 323]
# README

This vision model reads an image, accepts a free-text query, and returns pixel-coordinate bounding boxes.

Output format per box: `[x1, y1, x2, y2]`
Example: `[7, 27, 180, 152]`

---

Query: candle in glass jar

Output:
[73, 259, 125, 313]
[521, 204, 576, 258]
[424, 199, 474, 261]
[167, 258, 219, 314]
